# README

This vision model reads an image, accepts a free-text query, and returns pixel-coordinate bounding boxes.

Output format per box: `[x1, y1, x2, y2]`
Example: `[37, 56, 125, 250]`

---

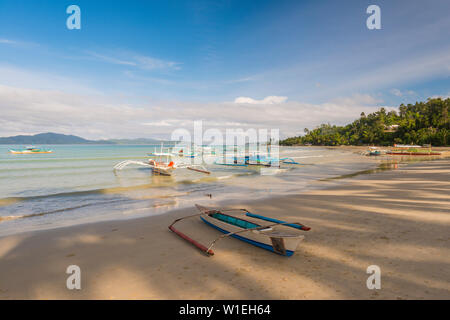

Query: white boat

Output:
[113, 159, 210, 176]
[9, 146, 53, 154]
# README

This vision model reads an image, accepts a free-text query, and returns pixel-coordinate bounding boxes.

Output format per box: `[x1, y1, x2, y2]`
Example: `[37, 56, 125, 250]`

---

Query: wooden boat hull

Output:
[200, 214, 303, 256]
[151, 167, 173, 176]
[9, 150, 53, 154]
[214, 161, 248, 167]
[386, 152, 441, 156]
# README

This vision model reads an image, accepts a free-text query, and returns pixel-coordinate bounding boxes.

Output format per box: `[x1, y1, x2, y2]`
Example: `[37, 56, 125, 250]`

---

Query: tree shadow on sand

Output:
[0, 160, 449, 299]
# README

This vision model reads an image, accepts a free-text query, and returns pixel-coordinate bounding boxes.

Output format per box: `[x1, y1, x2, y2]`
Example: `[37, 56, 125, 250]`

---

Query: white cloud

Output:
[0, 65, 101, 95]
[142, 120, 185, 127]
[390, 88, 416, 97]
[343, 49, 450, 92]
[0, 38, 38, 48]
[331, 93, 383, 106]
[246, 26, 450, 101]
[0, 39, 17, 45]
[87, 51, 181, 71]
[234, 96, 288, 104]
[134, 55, 181, 71]
[87, 52, 137, 66]
[0, 85, 389, 139]
[225, 76, 257, 84]
[430, 93, 450, 99]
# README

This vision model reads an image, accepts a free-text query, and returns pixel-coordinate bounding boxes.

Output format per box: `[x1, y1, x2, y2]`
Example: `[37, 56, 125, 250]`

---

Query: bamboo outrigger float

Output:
[168, 204, 310, 257]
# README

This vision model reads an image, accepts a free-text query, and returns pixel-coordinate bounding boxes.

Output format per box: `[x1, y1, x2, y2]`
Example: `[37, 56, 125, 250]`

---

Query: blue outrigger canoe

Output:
[169, 205, 310, 256]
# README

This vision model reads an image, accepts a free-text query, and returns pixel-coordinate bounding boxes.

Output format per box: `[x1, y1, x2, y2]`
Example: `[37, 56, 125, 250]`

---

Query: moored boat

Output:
[168, 204, 310, 257]
[367, 147, 383, 156]
[113, 158, 210, 176]
[386, 144, 441, 156]
[9, 146, 53, 154]
[386, 151, 441, 155]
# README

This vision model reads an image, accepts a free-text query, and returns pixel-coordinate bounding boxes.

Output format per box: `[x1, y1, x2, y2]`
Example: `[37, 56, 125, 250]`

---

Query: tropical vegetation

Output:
[280, 98, 449, 146]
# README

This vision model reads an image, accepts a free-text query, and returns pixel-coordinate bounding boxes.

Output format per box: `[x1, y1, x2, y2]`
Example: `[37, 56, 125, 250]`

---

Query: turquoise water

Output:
[0, 145, 379, 236]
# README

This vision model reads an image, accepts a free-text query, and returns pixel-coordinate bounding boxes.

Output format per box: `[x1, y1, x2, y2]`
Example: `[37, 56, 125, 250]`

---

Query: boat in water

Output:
[168, 204, 310, 257]
[386, 144, 441, 156]
[9, 146, 53, 154]
[115, 141, 211, 176]
[113, 158, 210, 176]
[214, 154, 300, 167]
[367, 147, 385, 156]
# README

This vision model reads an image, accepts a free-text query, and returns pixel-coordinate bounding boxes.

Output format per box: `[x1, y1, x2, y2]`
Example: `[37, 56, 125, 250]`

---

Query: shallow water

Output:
[0, 145, 388, 236]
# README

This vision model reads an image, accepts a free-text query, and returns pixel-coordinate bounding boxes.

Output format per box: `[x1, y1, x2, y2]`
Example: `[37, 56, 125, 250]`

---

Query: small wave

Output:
[0, 191, 193, 223]
[0, 184, 159, 205]
[0, 163, 109, 174]
[0, 156, 148, 164]
[216, 175, 234, 180]
[288, 155, 324, 159]
[0, 198, 134, 223]
[0, 177, 210, 206]
[0, 215, 22, 222]
[0, 203, 99, 222]
[179, 170, 256, 184]
[0, 197, 22, 206]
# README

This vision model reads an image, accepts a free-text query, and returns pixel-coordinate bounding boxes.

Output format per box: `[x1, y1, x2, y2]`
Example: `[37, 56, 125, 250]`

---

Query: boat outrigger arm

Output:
[214, 157, 301, 167]
[168, 207, 310, 256]
[279, 157, 301, 165]
[113, 160, 152, 170]
[113, 160, 210, 174]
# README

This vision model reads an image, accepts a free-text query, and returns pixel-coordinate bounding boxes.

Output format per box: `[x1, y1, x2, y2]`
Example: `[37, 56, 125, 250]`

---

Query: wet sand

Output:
[0, 159, 449, 299]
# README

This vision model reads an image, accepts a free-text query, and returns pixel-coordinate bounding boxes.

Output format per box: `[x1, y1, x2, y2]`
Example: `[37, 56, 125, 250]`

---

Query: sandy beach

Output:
[0, 158, 449, 299]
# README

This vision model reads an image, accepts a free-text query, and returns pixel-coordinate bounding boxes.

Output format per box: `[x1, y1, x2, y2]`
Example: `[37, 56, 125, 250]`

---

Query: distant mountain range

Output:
[0, 133, 167, 145]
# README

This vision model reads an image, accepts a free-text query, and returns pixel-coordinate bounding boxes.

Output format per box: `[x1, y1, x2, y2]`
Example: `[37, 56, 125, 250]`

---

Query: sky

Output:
[0, 0, 449, 139]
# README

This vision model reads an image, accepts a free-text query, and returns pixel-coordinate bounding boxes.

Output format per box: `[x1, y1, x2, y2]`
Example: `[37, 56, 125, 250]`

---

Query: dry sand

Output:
[0, 159, 449, 299]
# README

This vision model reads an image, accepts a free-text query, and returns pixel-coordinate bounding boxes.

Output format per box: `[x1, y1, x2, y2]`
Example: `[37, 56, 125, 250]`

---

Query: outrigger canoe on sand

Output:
[169, 204, 310, 257]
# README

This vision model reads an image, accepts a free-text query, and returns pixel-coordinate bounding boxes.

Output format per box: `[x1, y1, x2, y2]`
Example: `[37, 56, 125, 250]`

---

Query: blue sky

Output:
[0, 0, 449, 139]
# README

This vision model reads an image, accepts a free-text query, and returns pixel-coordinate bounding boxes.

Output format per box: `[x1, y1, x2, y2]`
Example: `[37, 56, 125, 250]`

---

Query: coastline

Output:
[285, 145, 450, 152]
[0, 145, 387, 237]
[0, 158, 449, 299]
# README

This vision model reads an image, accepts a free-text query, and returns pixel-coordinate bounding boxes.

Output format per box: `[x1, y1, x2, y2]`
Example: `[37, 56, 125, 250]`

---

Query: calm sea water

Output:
[0, 145, 380, 236]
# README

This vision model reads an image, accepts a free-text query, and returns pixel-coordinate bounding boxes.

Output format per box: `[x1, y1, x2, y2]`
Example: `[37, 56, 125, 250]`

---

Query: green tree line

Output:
[280, 98, 449, 146]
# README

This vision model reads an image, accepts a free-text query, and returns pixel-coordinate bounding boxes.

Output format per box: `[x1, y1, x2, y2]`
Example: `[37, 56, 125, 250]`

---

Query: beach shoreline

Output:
[0, 145, 384, 237]
[0, 158, 449, 299]
[1, 145, 448, 238]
